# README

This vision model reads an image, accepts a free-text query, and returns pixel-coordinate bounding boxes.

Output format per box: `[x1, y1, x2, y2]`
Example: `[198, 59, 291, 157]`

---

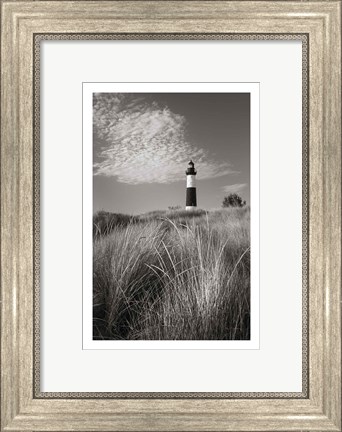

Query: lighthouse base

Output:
[185, 206, 197, 211]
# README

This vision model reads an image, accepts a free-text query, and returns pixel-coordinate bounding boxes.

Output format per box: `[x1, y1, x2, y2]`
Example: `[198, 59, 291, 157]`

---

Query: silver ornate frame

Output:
[1, 2, 340, 431]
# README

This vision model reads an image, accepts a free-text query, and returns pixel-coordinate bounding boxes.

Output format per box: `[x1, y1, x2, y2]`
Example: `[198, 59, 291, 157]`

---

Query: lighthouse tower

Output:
[185, 160, 197, 210]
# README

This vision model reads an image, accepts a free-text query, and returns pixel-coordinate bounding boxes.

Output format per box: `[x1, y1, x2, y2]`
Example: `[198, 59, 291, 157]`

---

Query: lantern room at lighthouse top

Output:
[186, 160, 197, 175]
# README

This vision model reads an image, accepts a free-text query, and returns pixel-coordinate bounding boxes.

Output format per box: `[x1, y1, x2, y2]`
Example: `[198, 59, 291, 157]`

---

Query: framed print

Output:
[83, 82, 260, 351]
[1, 1, 341, 431]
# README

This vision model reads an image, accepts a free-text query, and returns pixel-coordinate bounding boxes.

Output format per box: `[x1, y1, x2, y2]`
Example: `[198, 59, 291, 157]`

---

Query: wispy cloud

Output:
[222, 183, 247, 194]
[93, 93, 233, 184]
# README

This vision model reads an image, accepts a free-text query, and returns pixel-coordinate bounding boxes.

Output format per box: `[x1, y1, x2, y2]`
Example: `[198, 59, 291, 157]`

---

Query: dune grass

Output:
[93, 207, 250, 340]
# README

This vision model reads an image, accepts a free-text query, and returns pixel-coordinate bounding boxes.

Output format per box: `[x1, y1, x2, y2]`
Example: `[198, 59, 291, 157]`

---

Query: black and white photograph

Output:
[92, 92, 251, 341]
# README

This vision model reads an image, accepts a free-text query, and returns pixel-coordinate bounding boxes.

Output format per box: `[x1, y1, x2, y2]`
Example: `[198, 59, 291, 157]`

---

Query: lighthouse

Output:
[185, 160, 197, 210]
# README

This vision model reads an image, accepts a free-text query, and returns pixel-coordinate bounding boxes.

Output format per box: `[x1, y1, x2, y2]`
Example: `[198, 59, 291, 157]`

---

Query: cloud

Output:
[222, 183, 247, 194]
[93, 93, 233, 184]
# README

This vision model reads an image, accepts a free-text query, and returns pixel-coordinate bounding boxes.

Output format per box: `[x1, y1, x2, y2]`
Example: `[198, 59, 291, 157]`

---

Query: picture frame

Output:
[1, 1, 341, 431]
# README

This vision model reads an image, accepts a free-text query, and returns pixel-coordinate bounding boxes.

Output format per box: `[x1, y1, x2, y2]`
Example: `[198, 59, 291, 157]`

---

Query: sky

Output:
[93, 92, 250, 215]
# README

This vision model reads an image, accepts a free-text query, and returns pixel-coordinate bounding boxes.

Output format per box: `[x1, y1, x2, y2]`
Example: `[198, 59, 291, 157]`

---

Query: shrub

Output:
[222, 193, 246, 208]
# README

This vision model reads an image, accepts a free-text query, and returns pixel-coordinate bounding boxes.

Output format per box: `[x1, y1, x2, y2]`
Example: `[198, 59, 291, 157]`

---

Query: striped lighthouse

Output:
[185, 160, 197, 210]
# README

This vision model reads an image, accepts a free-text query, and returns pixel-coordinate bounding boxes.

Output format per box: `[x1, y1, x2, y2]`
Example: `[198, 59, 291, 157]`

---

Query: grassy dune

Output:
[93, 207, 250, 340]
